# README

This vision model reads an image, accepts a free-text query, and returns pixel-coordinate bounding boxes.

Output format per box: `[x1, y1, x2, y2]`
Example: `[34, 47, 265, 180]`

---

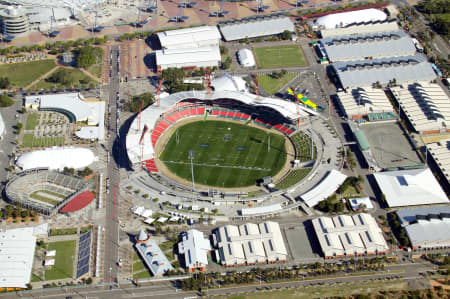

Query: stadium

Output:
[5, 169, 94, 215]
[125, 75, 320, 190]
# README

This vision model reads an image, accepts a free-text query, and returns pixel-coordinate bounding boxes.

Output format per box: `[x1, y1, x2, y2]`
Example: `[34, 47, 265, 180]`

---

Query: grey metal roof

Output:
[396, 206, 450, 225]
[404, 219, 450, 247]
[333, 55, 436, 88]
[219, 15, 294, 41]
[321, 31, 417, 62]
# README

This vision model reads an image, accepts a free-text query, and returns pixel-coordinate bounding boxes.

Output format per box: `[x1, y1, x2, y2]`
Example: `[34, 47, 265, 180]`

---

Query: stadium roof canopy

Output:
[373, 168, 449, 207]
[426, 139, 450, 181]
[16, 146, 96, 171]
[0, 225, 48, 288]
[219, 15, 294, 41]
[237, 49, 255, 67]
[333, 55, 436, 88]
[301, 170, 347, 207]
[4, 0, 106, 12]
[314, 8, 387, 29]
[25, 93, 105, 140]
[156, 26, 220, 49]
[320, 31, 416, 62]
[126, 90, 316, 164]
[211, 74, 247, 92]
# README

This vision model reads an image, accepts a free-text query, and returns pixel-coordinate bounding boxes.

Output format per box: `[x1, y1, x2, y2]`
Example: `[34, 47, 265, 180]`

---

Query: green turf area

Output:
[160, 120, 287, 188]
[275, 167, 312, 189]
[290, 132, 316, 162]
[87, 64, 102, 78]
[133, 260, 148, 272]
[25, 113, 40, 130]
[21, 134, 65, 148]
[133, 270, 152, 280]
[45, 240, 76, 280]
[50, 228, 78, 236]
[258, 73, 297, 95]
[0, 59, 56, 88]
[29, 192, 60, 206]
[33, 67, 97, 90]
[31, 274, 43, 282]
[253, 46, 307, 69]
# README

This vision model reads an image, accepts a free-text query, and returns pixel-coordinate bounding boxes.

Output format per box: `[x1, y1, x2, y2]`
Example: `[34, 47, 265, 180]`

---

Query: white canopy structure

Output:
[237, 49, 255, 67]
[46, 250, 56, 257]
[301, 170, 347, 207]
[210, 74, 247, 92]
[16, 147, 96, 171]
[44, 259, 55, 266]
[315, 9, 387, 29]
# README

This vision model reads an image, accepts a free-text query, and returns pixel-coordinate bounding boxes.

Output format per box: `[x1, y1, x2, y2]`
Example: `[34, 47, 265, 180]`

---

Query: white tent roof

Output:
[237, 49, 255, 67]
[46, 250, 56, 257]
[0, 227, 37, 288]
[141, 209, 152, 218]
[44, 259, 55, 266]
[374, 168, 448, 207]
[211, 74, 247, 92]
[16, 147, 96, 171]
[315, 9, 387, 29]
[144, 217, 155, 224]
[157, 217, 168, 223]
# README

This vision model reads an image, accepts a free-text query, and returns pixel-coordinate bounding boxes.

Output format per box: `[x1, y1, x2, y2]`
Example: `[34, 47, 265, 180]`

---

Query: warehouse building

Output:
[312, 213, 389, 258]
[155, 46, 221, 71]
[314, 8, 387, 30]
[214, 221, 287, 267]
[178, 229, 211, 272]
[156, 26, 221, 50]
[426, 139, 450, 181]
[320, 31, 416, 62]
[390, 82, 450, 134]
[333, 55, 436, 89]
[135, 229, 173, 277]
[319, 19, 399, 38]
[373, 168, 448, 207]
[218, 14, 294, 41]
[396, 206, 450, 249]
[336, 87, 394, 119]
[0, 224, 48, 288]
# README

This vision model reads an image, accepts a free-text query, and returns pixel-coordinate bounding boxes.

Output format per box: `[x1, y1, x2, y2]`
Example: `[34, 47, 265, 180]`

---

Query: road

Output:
[7, 262, 433, 298]
[103, 44, 121, 288]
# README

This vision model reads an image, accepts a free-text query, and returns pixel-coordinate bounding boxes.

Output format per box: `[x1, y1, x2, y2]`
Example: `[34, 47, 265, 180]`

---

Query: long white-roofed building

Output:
[16, 147, 96, 171]
[300, 170, 347, 207]
[178, 229, 211, 272]
[156, 26, 220, 50]
[0, 225, 48, 288]
[25, 93, 105, 140]
[214, 221, 287, 267]
[155, 46, 221, 71]
[426, 139, 450, 182]
[333, 55, 436, 89]
[373, 168, 449, 207]
[336, 87, 394, 119]
[319, 19, 399, 38]
[312, 213, 389, 258]
[314, 8, 387, 30]
[237, 49, 255, 67]
[218, 14, 294, 41]
[320, 31, 416, 62]
[390, 82, 450, 134]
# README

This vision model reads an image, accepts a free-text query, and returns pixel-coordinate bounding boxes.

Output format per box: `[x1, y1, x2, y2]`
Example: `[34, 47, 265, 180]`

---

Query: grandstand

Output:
[5, 169, 90, 215]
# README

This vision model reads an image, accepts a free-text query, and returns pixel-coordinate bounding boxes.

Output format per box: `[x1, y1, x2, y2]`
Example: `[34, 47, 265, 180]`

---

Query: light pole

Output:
[189, 150, 195, 192]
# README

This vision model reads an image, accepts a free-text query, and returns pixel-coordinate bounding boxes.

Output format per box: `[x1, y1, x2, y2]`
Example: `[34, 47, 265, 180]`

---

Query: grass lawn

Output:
[0, 59, 56, 88]
[290, 132, 316, 162]
[50, 228, 78, 236]
[45, 240, 76, 280]
[29, 192, 59, 206]
[340, 185, 360, 197]
[25, 113, 40, 130]
[258, 73, 297, 95]
[253, 45, 307, 69]
[133, 270, 152, 280]
[133, 261, 148, 272]
[87, 64, 102, 78]
[275, 167, 312, 189]
[160, 120, 287, 188]
[33, 67, 97, 90]
[21, 134, 65, 148]
[31, 274, 43, 282]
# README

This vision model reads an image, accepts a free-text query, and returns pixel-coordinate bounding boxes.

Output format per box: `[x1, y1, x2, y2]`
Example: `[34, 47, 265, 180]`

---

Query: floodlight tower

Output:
[210, 0, 230, 17]
[156, 77, 164, 107]
[147, 0, 158, 13]
[137, 98, 145, 131]
[251, 73, 259, 100]
[256, 0, 270, 13]
[205, 69, 211, 95]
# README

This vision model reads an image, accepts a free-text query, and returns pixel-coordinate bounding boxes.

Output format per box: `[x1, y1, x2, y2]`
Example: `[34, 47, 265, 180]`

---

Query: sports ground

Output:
[159, 120, 288, 188]
[254, 45, 307, 69]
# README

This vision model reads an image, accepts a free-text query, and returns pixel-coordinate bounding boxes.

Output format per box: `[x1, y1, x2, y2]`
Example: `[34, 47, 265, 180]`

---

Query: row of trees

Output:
[388, 213, 410, 247]
[0, 204, 38, 220]
[161, 68, 204, 93]
[124, 93, 155, 113]
[62, 166, 93, 178]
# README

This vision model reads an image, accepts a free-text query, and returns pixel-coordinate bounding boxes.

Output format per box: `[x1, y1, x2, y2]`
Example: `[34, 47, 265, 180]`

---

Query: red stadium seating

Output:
[143, 159, 158, 172]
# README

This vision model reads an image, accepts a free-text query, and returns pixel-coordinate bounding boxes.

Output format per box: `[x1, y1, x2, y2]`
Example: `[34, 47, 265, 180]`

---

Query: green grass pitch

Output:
[159, 120, 288, 188]
[253, 45, 307, 69]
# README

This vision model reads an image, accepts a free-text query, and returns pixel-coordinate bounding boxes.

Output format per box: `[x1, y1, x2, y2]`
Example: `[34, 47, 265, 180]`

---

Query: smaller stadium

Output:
[6, 170, 94, 215]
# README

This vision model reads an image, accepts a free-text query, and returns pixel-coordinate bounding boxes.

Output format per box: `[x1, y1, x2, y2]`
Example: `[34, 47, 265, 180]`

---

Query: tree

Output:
[0, 93, 13, 107]
[161, 68, 186, 93]
[79, 167, 93, 177]
[221, 56, 232, 70]
[0, 77, 10, 89]
[76, 45, 104, 68]
[124, 93, 155, 113]
[280, 30, 292, 40]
